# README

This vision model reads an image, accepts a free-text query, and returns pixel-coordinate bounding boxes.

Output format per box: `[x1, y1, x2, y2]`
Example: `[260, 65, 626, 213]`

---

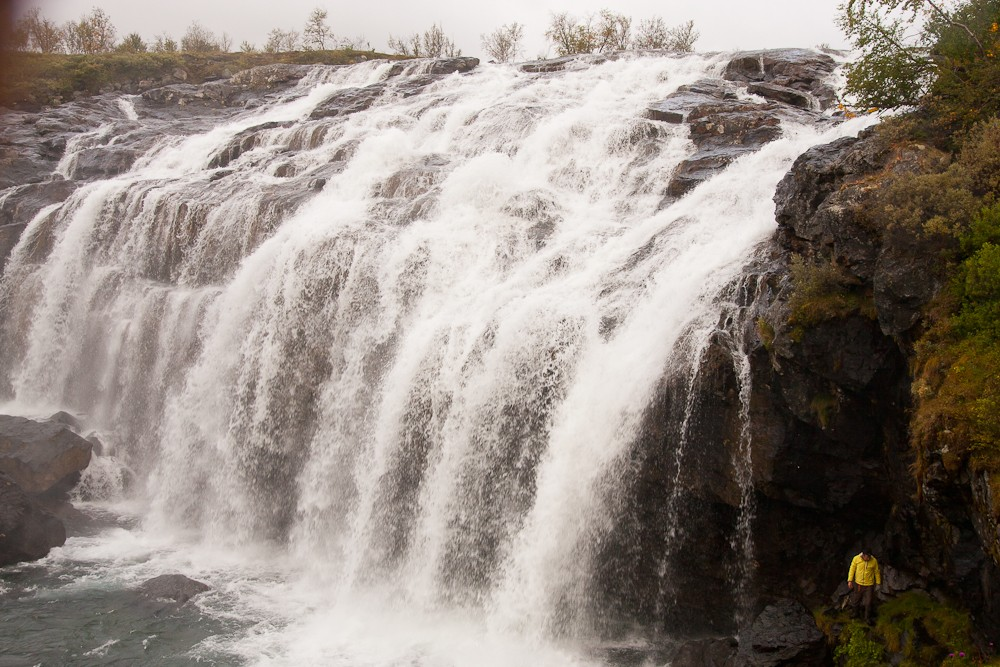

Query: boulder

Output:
[735, 600, 827, 666]
[520, 54, 609, 73]
[670, 637, 739, 667]
[47, 411, 82, 432]
[141, 81, 239, 108]
[0, 414, 93, 495]
[0, 471, 66, 566]
[646, 79, 749, 124]
[65, 145, 141, 181]
[137, 573, 210, 604]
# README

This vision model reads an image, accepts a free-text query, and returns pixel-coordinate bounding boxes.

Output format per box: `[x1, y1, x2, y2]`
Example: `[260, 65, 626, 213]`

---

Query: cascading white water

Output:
[0, 53, 874, 663]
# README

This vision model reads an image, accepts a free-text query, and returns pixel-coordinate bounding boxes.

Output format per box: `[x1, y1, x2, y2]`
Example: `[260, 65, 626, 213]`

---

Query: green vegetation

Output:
[818, 0, 1000, 490]
[786, 254, 876, 339]
[840, 0, 1000, 136]
[833, 621, 887, 666]
[905, 118, 1000, 475]
[817, 592, 999, 666]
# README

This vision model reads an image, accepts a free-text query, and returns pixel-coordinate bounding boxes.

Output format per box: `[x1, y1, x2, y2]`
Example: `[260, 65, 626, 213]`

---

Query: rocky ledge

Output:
[646, 48, 840, 206]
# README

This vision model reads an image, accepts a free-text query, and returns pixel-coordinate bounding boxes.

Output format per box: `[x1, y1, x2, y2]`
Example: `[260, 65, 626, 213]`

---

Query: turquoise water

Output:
[0, 507, 249, 666]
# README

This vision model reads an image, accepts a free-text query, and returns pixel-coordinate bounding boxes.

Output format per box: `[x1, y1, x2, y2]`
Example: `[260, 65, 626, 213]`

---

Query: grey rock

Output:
[0, 414, 93, 495]
[207, 121, 288, 169]
[47, 411, 82, 432]
[310, 83, 387, 120]
[520, 54, 609, 73]
[0, 471, 66, 566]
[386, 56, 479, 77]
[137, 573, 210, 604]
[736, 600, 827, 666]
[748, 82, 814, 109]
[725, 49, 839, 110]
[0, 179, 77, 273]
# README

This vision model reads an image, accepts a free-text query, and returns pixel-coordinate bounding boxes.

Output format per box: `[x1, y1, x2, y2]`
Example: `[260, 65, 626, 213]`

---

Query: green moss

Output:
[787, 254, 877, 329]
[875, 591, 980, 666]
[756, 317, 775, 351]
[817, 593, 996, 667]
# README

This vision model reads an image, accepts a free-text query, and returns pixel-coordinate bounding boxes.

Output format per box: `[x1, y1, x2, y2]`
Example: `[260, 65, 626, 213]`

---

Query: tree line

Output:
[7, 5, 698, 62]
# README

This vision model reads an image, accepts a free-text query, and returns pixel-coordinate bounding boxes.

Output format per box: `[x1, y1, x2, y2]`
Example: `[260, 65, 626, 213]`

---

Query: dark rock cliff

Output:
[616, 127, 1000, 655]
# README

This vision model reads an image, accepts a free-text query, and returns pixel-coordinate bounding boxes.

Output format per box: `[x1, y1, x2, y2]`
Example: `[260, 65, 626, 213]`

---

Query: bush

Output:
[833, 621, 887, 666]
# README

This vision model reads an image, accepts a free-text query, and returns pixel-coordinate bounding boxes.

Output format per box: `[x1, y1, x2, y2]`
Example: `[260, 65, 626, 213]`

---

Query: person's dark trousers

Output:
[850, 584, 875, 621]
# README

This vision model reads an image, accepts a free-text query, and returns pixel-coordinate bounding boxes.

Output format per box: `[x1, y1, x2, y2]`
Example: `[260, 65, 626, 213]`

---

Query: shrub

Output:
[833, 621, 887, 666]
[840, 0, 1000, 133]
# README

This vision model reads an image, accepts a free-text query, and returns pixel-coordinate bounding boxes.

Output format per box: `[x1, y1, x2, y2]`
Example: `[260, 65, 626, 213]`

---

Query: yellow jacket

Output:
[848, 553, 881, 586]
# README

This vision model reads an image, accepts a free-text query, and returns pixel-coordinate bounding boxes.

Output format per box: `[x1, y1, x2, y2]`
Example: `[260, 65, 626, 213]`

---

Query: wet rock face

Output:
[598, 127, 998, 644]
[736, 599, 827, 666]
[0, 179, 77, 273]
[724, 48, 840, 110]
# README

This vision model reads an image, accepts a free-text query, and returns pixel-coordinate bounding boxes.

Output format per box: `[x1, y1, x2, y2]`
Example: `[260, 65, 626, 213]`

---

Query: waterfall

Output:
[0, 52, 872, 653]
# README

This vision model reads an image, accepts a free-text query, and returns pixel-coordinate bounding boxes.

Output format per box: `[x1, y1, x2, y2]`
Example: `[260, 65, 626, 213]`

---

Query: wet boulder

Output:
[0, 471, 66, 566]
[138, 574, 211, 605]
[735, 600, 827, 666]
[141, 81, 239, 108]
[0, 414, 93, 495]
[669, 637, 739, 667]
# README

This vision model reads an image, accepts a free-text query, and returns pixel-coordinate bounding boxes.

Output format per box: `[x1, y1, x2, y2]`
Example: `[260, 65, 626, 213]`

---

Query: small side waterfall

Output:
[0, 52, 872, 657]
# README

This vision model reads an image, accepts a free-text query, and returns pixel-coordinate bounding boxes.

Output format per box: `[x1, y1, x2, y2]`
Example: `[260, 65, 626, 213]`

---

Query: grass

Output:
[0, 49, 406, 110]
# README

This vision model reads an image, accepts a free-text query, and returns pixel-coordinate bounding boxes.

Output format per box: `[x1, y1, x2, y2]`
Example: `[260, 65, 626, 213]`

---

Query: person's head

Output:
[860, 549, 871, 560]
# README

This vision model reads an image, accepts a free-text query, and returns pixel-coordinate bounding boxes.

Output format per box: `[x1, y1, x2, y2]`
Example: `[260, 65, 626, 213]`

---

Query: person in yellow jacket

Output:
[847, 548, 881, 622]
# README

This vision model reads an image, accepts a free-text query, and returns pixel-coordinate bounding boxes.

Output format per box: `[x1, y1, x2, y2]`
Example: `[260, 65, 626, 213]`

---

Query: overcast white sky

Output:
[16, 0, 848, 59]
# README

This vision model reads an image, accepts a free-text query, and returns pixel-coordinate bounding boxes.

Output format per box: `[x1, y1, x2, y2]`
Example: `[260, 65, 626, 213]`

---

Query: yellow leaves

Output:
[990, 22, 999, 33]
